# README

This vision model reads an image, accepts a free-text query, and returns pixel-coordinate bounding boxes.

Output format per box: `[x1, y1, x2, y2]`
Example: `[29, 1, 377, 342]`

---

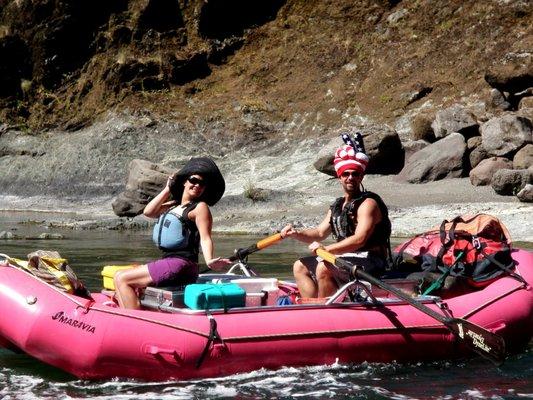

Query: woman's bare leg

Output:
[113, 265, 153, 310]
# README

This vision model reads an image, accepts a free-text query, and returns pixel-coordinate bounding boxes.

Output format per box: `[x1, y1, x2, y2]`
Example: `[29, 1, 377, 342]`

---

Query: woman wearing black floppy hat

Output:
[114, 157, 231, 309]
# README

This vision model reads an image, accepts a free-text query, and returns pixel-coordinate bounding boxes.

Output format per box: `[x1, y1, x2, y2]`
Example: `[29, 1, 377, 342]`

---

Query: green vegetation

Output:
[243, 181, 268, 202]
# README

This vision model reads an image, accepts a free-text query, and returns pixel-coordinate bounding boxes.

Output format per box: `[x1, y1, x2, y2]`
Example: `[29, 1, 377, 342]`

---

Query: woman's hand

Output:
[207, 257, 232, 272]
[165, 174, 175, 189]
[308, 241, 325, 255]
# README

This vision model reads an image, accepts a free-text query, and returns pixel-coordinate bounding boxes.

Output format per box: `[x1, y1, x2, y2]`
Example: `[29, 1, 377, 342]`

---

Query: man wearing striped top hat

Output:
[281, 134, 391, 299]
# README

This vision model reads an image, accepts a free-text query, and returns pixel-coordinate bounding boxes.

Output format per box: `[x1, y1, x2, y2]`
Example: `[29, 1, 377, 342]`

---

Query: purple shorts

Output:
[147, 256, 199, 287]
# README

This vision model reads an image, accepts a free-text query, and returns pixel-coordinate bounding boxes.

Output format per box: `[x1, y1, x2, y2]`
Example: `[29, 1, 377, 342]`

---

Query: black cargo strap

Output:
[479, 248, 527, 286]
[196, 314, 224, 368]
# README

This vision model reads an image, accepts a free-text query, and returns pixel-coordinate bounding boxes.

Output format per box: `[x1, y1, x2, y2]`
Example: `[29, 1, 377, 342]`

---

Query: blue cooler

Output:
[184, 283, 246, 310]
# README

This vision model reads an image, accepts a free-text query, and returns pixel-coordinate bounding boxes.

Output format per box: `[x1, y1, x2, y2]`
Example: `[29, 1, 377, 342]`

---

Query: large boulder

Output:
[431, 104, 478, 139]
[403, 140, 430, 162]
[516, 184, 533, 203]
[481, 114, 532, 157]
[112, 159, 174, 217]
[513, 144, 533, 170]
[314, 126, 404, 176]
[491, 168, 531, 196]
[396, 133, 466, 183]
[469, 157, 513, 186]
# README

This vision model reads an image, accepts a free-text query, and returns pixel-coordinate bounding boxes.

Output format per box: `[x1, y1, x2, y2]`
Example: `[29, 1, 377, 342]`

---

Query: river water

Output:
[0, 212, 532, 399]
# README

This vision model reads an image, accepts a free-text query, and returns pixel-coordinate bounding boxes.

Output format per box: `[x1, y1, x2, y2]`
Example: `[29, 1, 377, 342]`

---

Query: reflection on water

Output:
[0, 211, 532, 399]
[0, 211, 310, 290]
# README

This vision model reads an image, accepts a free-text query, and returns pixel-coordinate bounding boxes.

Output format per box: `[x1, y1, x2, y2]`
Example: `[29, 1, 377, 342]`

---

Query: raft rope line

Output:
[84, 301, 453, 343]
[219, 323, 445, 342]
[65, 282, 526, 345]
[90, 307, 210, 338]
[459, 283, 526, 321]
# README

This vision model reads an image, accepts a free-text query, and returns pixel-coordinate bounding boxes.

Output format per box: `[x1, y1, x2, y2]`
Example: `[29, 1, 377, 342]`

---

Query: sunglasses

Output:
[187, 176, 205, 186]
[340, 171, 362, 179]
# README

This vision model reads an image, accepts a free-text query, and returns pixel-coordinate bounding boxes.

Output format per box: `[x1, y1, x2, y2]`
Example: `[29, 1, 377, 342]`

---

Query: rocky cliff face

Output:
[0, 0, 531, 134]
[0, 0, 532, 215]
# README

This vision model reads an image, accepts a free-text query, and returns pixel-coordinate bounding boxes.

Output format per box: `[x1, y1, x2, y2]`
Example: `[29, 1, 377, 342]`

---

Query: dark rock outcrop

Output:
[484, 55, 533, 97]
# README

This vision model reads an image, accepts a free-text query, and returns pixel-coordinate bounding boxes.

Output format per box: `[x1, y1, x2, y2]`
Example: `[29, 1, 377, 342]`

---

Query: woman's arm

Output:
[192, 202, 230, 271]
[143, 176, 177, 218]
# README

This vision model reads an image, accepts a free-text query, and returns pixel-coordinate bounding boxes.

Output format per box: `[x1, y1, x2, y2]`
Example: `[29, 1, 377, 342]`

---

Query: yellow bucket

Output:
[101, 265, 136, 290]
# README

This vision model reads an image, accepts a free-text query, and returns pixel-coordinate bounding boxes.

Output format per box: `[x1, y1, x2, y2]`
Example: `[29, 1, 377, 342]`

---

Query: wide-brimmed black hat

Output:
[169, 157, 225, 206]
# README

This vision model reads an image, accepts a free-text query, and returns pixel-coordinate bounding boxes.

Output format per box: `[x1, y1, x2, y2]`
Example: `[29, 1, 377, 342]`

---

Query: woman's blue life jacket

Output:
[152, 202, 200, 261]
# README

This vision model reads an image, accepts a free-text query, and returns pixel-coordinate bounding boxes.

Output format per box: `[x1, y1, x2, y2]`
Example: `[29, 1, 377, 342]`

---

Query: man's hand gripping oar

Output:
[315, 248, 506, 366]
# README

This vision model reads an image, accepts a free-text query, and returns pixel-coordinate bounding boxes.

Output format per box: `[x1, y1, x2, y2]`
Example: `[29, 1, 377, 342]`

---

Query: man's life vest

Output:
[152, 202, 200, 261]
[329, 191, 391, 254]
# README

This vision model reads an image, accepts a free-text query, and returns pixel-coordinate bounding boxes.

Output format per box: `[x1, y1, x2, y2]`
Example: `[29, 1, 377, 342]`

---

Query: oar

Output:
[229, 233, 284, 261]
[200, 233, 285, 274]
[316, 248, 506, 365]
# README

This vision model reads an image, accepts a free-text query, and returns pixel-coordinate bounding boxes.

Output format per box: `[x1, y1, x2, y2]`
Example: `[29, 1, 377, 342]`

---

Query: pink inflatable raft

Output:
[0, 249, 531, 381]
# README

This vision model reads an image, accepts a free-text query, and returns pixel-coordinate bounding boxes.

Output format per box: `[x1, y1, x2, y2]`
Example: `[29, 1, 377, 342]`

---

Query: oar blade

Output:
[446, 318, 506, 366]
[315, 248, 507, 365]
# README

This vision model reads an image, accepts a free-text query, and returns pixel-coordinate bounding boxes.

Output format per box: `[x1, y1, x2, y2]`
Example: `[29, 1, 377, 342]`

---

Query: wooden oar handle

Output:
[228, 233, 284, 261]
[256, 233, 283, 250]
[316, 248, 336, 265]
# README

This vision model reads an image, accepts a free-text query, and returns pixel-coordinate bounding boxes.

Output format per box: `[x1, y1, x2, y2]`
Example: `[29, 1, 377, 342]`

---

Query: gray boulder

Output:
[403, 140, 430, 162]
[491, 168, 531, 196]
[467, 136, 482, 150]
[112, 159, 174, 217]
[469, 142, 488, 169]
[469, 157, 513, 186]
[431, 104, 478, 139]
[516, 184, 533, 203]
[314, 125, 404, 176]
[481, 114, 533, 157]
[513, 143, 533, 170]
[487, 88, 511, 111]
[397, 132, 466, 183]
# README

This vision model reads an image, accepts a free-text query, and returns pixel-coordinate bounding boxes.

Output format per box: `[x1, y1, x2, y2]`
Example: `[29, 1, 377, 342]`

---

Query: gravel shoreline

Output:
[1, 176, 531, 242]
